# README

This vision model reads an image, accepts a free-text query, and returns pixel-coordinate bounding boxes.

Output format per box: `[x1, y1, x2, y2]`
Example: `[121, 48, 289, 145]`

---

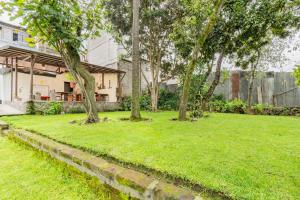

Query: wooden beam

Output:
[102, 73, 105, 89]
[14, 57, 18, 99]
[10, 58, 13, 101]
[30, 54, 37, 100]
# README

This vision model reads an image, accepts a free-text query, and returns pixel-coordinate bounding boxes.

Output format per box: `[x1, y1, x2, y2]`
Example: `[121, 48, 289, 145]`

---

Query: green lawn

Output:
[2, 112, 300, 200]
[0, 136, 127, 200]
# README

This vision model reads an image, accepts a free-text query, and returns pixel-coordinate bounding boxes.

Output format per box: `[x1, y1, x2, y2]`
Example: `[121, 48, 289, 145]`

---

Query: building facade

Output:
[0, 21, 122, 106]
[87, 33, 152, 97]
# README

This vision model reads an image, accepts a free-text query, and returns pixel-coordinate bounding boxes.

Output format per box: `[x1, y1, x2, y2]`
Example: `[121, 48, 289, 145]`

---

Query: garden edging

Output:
[0, 121, 202, 200]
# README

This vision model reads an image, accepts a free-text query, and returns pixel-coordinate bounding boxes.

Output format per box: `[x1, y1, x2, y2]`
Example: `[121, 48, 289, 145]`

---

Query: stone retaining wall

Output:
[2, 125, 202, 200]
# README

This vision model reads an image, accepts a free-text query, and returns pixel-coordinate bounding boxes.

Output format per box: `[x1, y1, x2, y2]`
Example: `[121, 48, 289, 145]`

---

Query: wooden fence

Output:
[213, 71, 300, 107]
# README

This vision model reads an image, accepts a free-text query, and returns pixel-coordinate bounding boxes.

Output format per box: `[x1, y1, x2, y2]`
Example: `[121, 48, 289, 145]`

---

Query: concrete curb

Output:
[6, 128, 203, 200]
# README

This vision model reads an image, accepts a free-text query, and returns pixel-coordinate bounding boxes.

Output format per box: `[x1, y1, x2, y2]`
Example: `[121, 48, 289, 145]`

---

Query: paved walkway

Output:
[0, 104, 24, 116]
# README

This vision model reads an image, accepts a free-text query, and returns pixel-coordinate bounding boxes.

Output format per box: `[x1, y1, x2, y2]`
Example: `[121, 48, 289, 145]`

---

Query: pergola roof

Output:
[0, 45, 125, 74]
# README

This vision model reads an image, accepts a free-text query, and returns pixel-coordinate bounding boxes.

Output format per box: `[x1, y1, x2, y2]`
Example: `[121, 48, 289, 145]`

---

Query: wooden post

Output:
[30, 55, 36, 100]
[102, 73, 105, 88]
[14, 57, 18, 99]
[10, 58, 13, 101]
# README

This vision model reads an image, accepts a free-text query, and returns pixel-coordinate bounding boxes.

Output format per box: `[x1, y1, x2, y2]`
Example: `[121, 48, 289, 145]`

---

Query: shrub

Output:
[209, 100, 226, 112]
[44, 102, 63, 115]
[120, 96, 132, 111]
[26, 101, 36, 115]
[210, 94, 226, 102]
[120, 89, 179, 111]
[226, 99, 246, 114]
[251, 104, 274, 115]
[209, 99, 246, 114]
[190, 109, 204, 119]
[158, 89, 180, 111]
[140, 93, 151, 111]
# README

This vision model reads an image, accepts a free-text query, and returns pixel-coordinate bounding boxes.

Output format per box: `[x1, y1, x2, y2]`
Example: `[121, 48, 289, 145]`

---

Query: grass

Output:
[2, 111, 300, 200]
[0, 136, 127, 200]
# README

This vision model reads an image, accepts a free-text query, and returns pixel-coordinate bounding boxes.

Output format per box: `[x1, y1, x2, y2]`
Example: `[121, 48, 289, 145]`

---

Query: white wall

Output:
[0, 23, 29, 48]
[87, 33, 119, 68]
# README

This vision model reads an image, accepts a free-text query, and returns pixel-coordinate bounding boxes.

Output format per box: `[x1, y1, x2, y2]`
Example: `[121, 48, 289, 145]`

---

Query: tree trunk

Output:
[62, 48, 99, 123]
[247, 63, 257, 112]
[131, 0, 142, 120]
[202, 52, 224, 106]
[151, 82, 159, 112]
[178, 0, 224, 121]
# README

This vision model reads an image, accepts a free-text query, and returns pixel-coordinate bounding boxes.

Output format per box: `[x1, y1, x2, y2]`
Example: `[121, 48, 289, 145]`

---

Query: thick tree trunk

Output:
[202, 53, 224, 106]
[178, 0, 224, 121]
[62, 48, 99, 123]
[131, 0, 142, 120]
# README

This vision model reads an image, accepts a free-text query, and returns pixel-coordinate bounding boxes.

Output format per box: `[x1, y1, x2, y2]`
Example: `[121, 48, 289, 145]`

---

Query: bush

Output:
[158, 89, 180, 111]
[227, 99, 246, 114]
[120, 89, 179, 111]
[252, 104, 264, 114]
[120, 96, 132, 111]
[209, 99, 246, 114]
[210, 94, 226, 102]
[209, 100, 226, 113]
[26, 101, 36, 115]
[31, 101, 63, 115]
[140, 93, 151, 111]
[43, 102, 63, 115]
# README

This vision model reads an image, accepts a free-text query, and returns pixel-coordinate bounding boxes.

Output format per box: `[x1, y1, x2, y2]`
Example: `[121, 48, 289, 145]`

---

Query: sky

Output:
[1, 12, 300, 72]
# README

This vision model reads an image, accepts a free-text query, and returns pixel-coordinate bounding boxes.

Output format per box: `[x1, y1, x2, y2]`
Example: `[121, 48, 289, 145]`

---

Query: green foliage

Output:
[3, 0, 103, 55]
[227, 99, 246, 114]
[140, 94, 151, 111]
[43, 102, 63, 115]
[32, 102, 63, 115]
[210, 94, 226, 102]
[120, 97, 132, 111]
[190, 109, 204, 119]
[252, 104, 267, 115]
[210, 99, 246, 114]
[121, 89, 179, 111]
[158, 89, 180, 111]
[26, 101, 36, 115]
[293, 65, 300, 86]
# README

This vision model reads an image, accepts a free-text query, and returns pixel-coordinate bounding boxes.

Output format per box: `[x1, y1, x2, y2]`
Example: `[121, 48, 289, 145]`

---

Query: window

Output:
[109, 80, 112, 88]
[13, 32, 18, 41]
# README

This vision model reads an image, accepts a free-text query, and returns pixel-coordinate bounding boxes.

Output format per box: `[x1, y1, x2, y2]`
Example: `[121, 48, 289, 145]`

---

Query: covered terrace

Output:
[0, 45, 125, 103]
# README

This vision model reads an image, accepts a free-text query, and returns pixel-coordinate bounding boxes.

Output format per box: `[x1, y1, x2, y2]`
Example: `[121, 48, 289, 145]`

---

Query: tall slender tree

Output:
[102, 0, 181, 112]
[177, 0, 224, 121]
[130, 0, 142, 120]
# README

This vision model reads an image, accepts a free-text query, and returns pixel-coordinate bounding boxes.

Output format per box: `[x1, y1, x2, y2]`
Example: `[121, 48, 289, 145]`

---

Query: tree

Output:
[173, 0, 224, 121]
[3, 0, 102, 123]
[173, 0, 300, 120]
[130, 0, 142, 120]
[102, 0, 181, 112]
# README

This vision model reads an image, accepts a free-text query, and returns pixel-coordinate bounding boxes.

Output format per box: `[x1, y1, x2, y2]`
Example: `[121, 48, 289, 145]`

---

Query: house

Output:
[87, 32, 152, 97]
[0, 21, 125, 113]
